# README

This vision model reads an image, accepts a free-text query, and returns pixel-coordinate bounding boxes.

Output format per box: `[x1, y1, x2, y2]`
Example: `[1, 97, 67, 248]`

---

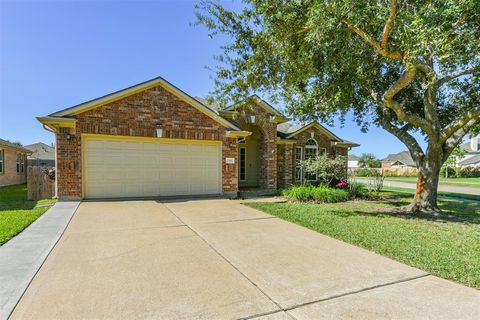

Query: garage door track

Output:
[10, 199, 480, 319]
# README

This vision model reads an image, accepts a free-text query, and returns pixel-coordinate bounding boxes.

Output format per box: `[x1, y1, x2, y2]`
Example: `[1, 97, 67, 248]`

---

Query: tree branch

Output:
[443, 117, 480, 161]
[342, 19, 404, 60]
[440, 106, 480, 144]
[382, 63, 436, 136]
[416, 63, 439, 130]
[381, 0, 398, 49]
[371, 89, 425, 166]
[438, 65, 480, 86]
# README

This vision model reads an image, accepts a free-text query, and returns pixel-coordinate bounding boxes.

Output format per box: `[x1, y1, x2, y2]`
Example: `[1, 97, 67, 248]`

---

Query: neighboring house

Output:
[37, 76, 359, 200]
[457, 135, 480, 167]
[0, 139, 30, 186]
[347, 154, 360, 169]
[25, 142, 55, 167]
[381, 151, 415, 168]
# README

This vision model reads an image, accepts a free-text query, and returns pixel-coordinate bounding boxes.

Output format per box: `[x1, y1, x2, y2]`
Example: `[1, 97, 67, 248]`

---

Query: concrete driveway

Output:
[11, 199, 480, 319]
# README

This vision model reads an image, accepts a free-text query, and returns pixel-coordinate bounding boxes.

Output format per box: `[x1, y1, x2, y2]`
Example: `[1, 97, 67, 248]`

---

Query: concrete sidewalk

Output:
[358, 178, 480, 196]
[9, 199, 480, 319]
[0, 202, 79, 320]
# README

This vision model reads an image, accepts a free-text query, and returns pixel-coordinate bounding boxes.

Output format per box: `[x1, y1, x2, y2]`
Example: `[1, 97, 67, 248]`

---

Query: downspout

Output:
[42, 124, 58, 199]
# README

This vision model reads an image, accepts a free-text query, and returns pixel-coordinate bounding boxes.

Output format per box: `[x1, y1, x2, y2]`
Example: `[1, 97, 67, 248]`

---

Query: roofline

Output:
[0, 142, 32, 154]
[285, 122, 342, 141]
[46, 76, 240, 131]
[226, 95, 285, 118]
[336, 141, 360, 148]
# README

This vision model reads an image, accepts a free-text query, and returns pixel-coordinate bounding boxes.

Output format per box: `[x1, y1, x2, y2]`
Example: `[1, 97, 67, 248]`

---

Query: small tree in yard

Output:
[442, 146, 467, 178]
[358, 153, 382, 168]
[302, 155, 347, 186]
[196, 0, 480, 213]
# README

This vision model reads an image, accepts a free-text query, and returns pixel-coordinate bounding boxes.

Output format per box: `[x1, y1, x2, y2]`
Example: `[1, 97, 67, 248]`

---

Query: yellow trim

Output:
[81, 133, 223, 198]
[47, 77, 239, 130]
[286, 122, 341, 141]
[226, 131, 252, 138]
[70, 83, 159, 115]
[81, 133, 222, 144]
[37, 116, 76, 131]
[276, 139, 297, 144]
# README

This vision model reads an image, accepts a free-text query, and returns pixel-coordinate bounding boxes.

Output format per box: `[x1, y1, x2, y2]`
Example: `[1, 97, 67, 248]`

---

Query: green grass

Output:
[382, 186, 480, 201]
[245, 192, 480, 288]
[0, 184, 56, 245]
[383, 176, 480, 188]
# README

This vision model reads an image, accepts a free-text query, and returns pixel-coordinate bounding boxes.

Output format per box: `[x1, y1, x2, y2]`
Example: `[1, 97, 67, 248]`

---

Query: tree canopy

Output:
[196, 0, 480, 212]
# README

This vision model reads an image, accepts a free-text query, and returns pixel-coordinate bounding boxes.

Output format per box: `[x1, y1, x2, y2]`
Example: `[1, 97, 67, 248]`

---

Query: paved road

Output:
[358, 178, 480, 196]
[10, 199, 480, 319]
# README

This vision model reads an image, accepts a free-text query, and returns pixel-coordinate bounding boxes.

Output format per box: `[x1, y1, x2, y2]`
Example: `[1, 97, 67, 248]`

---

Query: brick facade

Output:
[55, 85, 238, 199]
[230, 105, 278, 190]
[0, 148, 27, 186]
[50, 81, 353, 199]
[290, 127, 349, 184]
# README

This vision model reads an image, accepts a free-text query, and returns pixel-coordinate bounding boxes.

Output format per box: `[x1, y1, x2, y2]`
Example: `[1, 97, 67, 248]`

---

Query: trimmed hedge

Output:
[282, 184, 350, 203]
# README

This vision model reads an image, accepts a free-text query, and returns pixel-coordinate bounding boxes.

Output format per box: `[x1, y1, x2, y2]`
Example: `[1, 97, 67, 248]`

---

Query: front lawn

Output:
[384, 176, 480, 188]
[0, 184, 55, 245]
[245, 192, 480, 288]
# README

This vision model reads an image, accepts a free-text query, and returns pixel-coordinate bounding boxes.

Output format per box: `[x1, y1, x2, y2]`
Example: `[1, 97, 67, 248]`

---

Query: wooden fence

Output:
[27, 166, 55, 200]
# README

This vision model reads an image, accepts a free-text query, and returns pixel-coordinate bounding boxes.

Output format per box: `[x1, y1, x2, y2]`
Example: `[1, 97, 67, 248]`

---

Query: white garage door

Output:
[84, 137, 222, 199]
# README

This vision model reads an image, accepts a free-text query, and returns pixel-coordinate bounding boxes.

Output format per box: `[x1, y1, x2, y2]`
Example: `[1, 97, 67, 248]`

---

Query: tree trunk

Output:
[409, 161, 441, 213]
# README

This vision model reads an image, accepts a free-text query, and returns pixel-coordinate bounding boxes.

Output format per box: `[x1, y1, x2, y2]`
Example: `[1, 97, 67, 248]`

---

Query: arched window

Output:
[305, 139, 318, 160]
[304, 139, 318, 181]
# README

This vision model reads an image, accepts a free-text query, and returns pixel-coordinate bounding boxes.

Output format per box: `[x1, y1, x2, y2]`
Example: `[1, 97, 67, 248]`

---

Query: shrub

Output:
[282, 184, 313, 202]
[282, 184, 349, 203]
[353, 168, 376, 177]
[455, 166, 480, 178]
[302, 155, 347, 186]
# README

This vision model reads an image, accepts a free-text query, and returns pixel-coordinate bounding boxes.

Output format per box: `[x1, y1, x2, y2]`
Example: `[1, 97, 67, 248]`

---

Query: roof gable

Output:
[226, 95, 285, 117]
[41, 77, 240, 131]
[282, 122, 342, 141]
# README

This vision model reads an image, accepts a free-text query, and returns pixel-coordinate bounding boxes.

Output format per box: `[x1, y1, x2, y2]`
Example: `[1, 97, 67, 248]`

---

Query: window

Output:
[319, 148, 327, 156]
[295, 147, 303, 182]
[304, 139, 318, 181]
[0, 149, 3, 174]
[239, 147, 246, 181]
[17, 153, 25, 174]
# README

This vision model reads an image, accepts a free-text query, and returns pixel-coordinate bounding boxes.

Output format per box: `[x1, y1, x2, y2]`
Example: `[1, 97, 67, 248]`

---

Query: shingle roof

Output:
[458, 154, 480, 166]
[460, 140, 480, 154]
[348, 154, 360, 160]
[0, 138, 31, 153]
[382, 150, 415, 166]
[25, 142, 55, 160]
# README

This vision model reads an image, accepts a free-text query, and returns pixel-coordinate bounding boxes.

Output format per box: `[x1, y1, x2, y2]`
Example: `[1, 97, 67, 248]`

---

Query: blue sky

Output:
[1, 0, 430, 158]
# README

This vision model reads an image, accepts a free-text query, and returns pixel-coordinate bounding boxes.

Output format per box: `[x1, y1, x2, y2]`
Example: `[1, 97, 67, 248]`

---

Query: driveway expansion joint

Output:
[161, 203, 285, 313]
[283, 273, 432, 312]
[200, 216, 277, 225]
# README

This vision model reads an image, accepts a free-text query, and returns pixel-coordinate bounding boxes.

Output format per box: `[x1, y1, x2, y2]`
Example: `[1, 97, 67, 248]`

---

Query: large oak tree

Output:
[196, 0, 479, 212]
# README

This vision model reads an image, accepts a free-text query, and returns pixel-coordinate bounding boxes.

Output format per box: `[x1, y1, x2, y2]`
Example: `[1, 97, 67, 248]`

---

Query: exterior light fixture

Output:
[156, 128, 163, 138]
[66, 133, 74, 140]
[250, 115, 256, 123]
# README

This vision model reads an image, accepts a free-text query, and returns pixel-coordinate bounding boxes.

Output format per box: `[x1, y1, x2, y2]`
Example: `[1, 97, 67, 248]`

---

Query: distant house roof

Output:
[25, 142, 55, 161]
[458, 154, 480, 166]
[348, 154, 360, 160]
[382, 151, 415, 167]
[460, 140, 480, 154]
[0, 138, 31, 153]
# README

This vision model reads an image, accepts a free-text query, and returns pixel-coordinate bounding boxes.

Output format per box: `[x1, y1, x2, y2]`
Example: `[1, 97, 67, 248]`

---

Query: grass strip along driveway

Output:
[246, 191, 480, 289]
[0, 184, 55, 245]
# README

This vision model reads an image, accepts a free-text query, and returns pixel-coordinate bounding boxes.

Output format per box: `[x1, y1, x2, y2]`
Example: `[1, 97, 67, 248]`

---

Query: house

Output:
[381, 151, 415, 168]
[0, 138, 30, 186]
[25, 142, 55, 167]
[458, 135, 480, 167]
[37, 76, 359, 200]
[347, 154, 360, 169]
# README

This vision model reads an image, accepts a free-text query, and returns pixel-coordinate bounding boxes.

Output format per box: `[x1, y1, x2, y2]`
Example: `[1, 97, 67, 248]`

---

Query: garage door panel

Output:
[84, 137, 222, 199]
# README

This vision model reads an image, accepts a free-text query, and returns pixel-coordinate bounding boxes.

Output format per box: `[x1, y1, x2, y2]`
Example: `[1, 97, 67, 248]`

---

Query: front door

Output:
[238, 127, 261, 188]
